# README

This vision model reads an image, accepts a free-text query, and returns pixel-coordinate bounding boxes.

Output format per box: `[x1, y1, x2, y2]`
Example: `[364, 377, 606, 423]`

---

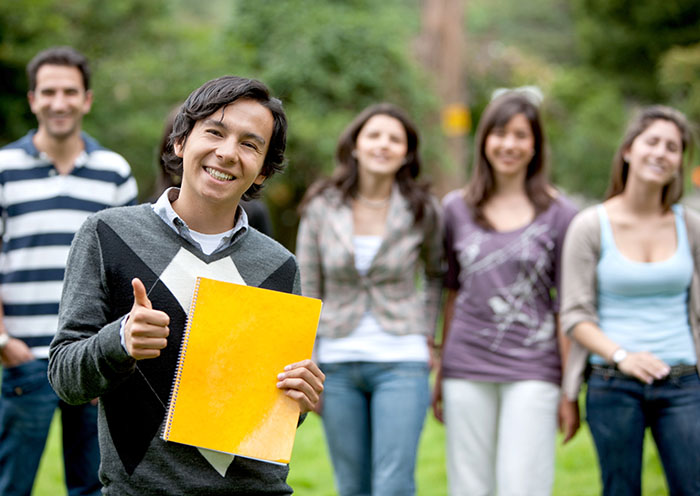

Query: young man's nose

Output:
[216, 138, 239, 162]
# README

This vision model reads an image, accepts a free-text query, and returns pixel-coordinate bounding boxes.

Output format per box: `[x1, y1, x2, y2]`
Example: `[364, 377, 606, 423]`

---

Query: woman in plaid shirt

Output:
[296, 103, 444, 496]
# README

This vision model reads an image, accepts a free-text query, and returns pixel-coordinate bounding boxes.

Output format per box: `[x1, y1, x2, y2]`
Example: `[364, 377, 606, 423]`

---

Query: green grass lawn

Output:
[34, 409, 669, 495]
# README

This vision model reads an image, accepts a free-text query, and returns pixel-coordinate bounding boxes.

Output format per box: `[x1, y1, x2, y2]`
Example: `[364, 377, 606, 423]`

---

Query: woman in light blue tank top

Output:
[564, 105, 700, 495]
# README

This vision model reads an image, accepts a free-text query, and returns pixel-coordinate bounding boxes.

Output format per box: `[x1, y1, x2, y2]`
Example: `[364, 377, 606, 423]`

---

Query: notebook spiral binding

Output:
[161, 276, 202, 441]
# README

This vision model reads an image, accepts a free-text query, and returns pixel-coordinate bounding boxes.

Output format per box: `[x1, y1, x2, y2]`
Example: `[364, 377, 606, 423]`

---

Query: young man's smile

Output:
[173, 98, 273, 232]
[204, 167, 235, 181]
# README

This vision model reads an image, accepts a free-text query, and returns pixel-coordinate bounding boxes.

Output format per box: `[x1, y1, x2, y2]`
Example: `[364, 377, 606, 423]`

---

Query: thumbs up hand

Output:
[124, 278, 170, 360]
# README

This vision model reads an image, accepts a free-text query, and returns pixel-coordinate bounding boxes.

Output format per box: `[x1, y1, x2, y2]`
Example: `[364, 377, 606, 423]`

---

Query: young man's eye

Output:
[243, 142, 260, 151]
[206, 129, 222, 137]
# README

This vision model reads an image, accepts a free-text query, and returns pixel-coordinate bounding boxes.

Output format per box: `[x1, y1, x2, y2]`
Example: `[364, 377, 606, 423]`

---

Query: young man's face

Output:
[175, 99, 272, 209]
[28, 64, 92, 141]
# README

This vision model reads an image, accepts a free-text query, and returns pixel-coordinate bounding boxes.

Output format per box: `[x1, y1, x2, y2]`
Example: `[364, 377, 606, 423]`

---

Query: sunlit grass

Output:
[34, 407, 668, 495]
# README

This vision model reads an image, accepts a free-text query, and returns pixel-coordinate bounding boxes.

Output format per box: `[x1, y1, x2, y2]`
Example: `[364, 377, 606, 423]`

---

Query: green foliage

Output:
[0, 0, 439, 248]
[3, 0, 700, 240]
[220, 0, 439, 245]
[0, 0, 185, 196]
[659, 42, 700, 125]
[462, 0, 684, 198]
[571, 0, 700, 100]
[467, 0, 576, 63]
[545, 68, 626, 198]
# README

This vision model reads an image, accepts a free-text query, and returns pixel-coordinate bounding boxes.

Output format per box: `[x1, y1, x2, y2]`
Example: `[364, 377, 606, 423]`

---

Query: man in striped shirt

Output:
[0, 46, 137, 496]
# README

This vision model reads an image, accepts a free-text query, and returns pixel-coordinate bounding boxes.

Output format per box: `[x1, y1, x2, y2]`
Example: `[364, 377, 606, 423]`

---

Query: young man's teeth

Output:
[206, 168, 233, 181]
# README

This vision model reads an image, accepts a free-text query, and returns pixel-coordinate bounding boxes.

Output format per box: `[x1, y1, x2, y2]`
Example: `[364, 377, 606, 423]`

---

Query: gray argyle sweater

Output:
[48, 204, 300, 495]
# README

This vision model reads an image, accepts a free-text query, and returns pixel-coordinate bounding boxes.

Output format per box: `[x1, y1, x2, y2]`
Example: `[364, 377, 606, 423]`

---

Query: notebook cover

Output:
[162, 277, 321, 463]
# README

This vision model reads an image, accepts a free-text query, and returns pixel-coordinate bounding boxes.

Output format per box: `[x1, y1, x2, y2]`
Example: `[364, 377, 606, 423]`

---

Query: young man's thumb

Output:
[131, 278, 152, 309]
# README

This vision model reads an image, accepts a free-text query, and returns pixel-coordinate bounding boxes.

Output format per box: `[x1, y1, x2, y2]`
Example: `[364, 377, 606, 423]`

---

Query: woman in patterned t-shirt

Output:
[433, 90, 580, 496]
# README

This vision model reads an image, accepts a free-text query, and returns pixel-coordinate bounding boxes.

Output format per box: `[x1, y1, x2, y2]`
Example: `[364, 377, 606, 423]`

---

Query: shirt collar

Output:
[151, 187, 249, 254]
[21, 129, 101, 169]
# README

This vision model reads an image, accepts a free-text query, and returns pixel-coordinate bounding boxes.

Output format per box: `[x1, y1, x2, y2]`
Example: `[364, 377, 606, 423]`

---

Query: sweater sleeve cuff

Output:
[97, 318, 137, 374]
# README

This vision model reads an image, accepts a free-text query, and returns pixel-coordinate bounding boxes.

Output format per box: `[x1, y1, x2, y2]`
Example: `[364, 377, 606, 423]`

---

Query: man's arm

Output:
[48, 217, 137, 404]
[0, 301, 34, 367]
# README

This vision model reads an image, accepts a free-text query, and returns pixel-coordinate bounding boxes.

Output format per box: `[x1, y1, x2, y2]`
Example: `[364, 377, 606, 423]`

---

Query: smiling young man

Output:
[0, 46, 137, 496]
[47, 76, 324, 495]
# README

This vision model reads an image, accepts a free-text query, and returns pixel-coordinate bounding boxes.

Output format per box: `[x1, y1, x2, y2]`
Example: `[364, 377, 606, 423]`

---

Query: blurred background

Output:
[2, 0, 700, 249]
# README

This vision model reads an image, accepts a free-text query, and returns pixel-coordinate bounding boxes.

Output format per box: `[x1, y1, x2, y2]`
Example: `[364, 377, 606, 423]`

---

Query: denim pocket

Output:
[1, 359, 49, 397]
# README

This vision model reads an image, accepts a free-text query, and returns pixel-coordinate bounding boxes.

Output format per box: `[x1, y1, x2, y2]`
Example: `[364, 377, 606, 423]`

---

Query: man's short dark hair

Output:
[27, 46, 91, 92]
[162, 76, 287, 201]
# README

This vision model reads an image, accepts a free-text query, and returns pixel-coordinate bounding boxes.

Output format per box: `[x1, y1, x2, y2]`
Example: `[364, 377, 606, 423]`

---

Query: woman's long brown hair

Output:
[464, 92, 552, 230]
[605, 105, 694, 211]
[299, 103, 433, 224]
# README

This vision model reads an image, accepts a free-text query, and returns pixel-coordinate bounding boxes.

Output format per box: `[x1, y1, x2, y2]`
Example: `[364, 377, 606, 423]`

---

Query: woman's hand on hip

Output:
[618, 351, 670, 384]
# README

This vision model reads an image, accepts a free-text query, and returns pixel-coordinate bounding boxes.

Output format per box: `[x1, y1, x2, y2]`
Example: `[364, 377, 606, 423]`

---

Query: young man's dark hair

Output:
[162, 75, 287, 200]
[26, 46, 91, 92]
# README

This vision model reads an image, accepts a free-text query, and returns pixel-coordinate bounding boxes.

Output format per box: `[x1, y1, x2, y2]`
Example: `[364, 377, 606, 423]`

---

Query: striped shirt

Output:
[0, 130, 137, 357]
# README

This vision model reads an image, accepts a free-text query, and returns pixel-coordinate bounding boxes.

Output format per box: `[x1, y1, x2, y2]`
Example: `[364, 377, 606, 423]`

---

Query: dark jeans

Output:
[586, 366, 700, 496]
[0, 359, 101, 496]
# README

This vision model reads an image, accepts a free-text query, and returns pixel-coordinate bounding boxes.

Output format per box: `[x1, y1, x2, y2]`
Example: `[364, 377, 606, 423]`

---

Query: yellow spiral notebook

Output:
[161, 277, 322, 464]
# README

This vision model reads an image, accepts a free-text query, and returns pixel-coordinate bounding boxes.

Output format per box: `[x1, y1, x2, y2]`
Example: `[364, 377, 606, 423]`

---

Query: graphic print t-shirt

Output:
[441, 190, 577, 385]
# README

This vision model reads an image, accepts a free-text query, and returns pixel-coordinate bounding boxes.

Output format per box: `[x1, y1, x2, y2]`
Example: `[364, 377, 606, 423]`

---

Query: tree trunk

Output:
[415, 0, 469, 196]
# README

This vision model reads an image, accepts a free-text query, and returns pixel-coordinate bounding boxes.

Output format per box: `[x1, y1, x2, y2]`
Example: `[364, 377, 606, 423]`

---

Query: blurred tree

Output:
[659, 42, 700, 124]
[460, 0, 624, 199]
[0, 0, 443, 249]
[461, 0, 696, 199]
[466, 0, 576, 64]
[572, 0, 700, 100]
[6, 0, 695, 244]
[0, 0, 177, 192]
[415, 0, 469, 194]
[545, 68, 626, 199]
[220, 0, 441, 246]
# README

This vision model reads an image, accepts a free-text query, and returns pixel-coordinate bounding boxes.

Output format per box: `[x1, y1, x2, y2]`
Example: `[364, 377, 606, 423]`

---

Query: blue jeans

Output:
[0, 359, 101, 496]
[320, 361, 430, 496]
[586, 367, 700, 496]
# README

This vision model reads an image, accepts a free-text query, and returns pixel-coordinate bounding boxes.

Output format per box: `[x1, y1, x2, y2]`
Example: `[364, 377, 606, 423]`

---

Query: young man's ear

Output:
[254, 174, 266, 186]
[174, 139, 184, 158]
